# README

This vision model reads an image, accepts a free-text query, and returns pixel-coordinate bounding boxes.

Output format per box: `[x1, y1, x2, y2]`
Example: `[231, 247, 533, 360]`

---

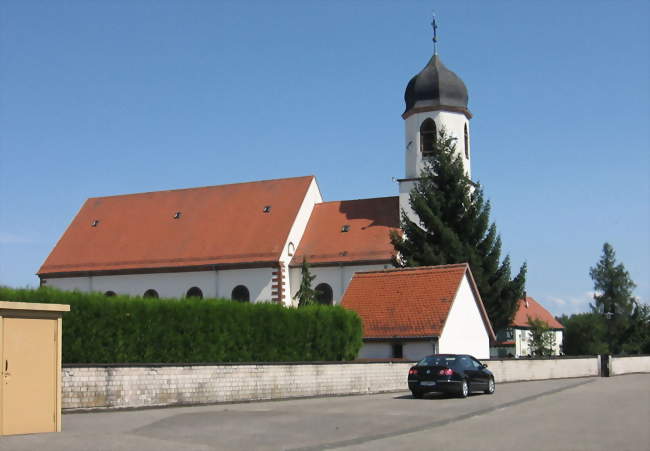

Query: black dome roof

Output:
[403, 54, 470, 118]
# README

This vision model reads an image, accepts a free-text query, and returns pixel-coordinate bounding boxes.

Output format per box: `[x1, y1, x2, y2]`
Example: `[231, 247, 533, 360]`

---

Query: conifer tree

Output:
[390, 129, 526, 331]
[294, 258, 317, 307]
[589, 242, 637, 353]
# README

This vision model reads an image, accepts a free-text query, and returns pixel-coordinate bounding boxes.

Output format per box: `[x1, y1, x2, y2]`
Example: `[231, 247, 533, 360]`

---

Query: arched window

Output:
[464, 123, 470, 159]
[231, 285, 250, 302]
[143, 289, 159, 299]
[315, 283, 333, 305]
[186, 287, 203, 299]
[420, 118, 437, 157]
[104, 291, 116, 297]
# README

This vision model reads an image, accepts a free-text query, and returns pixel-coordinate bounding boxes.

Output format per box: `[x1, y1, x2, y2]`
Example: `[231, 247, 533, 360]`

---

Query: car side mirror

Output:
[482, 363, 488, 368]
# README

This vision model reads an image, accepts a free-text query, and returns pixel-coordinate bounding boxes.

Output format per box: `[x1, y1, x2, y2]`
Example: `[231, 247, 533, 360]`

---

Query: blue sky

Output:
[1, 1, 648, 316]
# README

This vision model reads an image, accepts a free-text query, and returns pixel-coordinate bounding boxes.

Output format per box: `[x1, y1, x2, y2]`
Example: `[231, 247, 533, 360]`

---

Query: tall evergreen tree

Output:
[589, 242, 637, 353]
[390, 129, 526, 331]
[294, 258, 317, 307]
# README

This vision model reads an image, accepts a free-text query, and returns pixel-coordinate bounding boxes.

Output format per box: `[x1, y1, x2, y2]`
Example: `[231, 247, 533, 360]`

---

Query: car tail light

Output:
[438, 368, 453, 376]
[408, 369, 418, 375]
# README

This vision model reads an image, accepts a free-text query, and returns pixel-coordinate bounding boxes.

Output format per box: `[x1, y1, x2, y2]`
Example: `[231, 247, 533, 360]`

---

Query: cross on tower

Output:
[431, 14, 438, 54]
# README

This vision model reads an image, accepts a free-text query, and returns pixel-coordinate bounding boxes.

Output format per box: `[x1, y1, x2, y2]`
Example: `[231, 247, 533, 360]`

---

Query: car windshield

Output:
[417, 356, 457, 367]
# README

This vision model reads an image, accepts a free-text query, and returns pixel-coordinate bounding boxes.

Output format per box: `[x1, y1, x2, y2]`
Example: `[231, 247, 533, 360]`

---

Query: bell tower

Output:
[398, 18, 472, 224]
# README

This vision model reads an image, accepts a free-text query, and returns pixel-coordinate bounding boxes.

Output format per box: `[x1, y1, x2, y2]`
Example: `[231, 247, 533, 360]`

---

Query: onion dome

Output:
[403, 54, 470, 118]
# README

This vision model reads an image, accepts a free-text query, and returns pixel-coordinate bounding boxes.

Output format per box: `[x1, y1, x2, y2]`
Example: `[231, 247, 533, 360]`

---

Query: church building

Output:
[38, 27, 473, 307]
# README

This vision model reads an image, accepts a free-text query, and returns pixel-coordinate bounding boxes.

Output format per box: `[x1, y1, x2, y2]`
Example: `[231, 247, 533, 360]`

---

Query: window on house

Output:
[420, 118, 437, 157]
[186, 287, 203, 299]
[315, 283, 333, 305]
[464, 123, 469, 159]
[232, 285, 250, 302]
[143, 289, 159, 299]
[104, 291, 116, 297]
[391, 343, 403, 359]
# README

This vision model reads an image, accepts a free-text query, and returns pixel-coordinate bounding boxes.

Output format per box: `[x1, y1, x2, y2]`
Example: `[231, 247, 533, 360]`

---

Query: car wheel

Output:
[459, 380, 469, 398]
[484, 377, 495, 395]
[411, 390, 423, 399]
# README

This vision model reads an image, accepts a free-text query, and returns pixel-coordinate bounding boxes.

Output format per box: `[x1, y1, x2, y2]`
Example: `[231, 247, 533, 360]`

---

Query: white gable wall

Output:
[279, 178, 323, 306]
[438, 274, 490, 359]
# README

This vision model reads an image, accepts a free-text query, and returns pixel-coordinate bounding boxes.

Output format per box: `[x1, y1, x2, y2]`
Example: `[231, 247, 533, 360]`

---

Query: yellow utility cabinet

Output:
[0, 301, 70, 436]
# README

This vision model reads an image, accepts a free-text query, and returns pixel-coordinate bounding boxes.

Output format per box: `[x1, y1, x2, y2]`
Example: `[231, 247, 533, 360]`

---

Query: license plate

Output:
[420, 381, 436, 386]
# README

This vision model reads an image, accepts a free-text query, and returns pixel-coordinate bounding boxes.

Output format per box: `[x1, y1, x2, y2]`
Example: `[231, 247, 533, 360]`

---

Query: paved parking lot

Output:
[1, 374, 648, 451]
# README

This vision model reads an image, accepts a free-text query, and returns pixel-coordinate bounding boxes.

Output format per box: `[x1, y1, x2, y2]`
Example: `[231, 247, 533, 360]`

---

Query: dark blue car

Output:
[408, 354, 495, 398]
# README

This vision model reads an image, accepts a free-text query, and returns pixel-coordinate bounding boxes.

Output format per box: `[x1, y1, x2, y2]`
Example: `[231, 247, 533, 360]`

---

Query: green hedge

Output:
[0, 287, 363, 364]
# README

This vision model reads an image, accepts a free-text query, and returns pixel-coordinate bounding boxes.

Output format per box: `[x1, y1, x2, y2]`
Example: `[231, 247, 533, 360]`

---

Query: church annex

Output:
[39, 27, 474, 307]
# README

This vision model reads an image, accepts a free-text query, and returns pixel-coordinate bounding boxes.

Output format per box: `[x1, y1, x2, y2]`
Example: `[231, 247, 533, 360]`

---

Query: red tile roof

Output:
[39, 176, 315, 275]
[511, 297, 564, 329]
[341, 264, 495, 340]
[291, 197, 399, 266]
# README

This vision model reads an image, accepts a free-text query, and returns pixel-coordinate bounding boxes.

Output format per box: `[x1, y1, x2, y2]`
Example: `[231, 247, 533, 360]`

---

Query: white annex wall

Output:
[358, 343, 392, 359]
[45, 267, 276, 303]
[278, 178, 323, 306]
[289, 263, 390, 306]
[358, 341, 433, 360]
[438, 275, 490, 359]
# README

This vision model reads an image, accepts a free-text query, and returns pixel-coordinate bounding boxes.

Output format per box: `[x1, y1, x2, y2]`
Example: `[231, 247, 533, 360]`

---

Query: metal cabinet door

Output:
[2, 317, 57, 435]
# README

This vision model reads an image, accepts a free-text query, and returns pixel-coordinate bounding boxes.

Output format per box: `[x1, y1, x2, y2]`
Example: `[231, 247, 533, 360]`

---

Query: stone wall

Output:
[62, 362, 412, 410]
[610, 355, 650, 375]
[483, 356, 600, 383]
[63, 356, 648, 411]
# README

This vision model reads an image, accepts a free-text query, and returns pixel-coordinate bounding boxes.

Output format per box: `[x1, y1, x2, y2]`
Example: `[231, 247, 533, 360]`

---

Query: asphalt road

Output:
[1, 374, 648, 451]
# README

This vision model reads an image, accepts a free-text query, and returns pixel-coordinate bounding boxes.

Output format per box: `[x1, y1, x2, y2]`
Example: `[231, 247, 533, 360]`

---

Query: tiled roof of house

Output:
[340, 264, 494, 340]
[290, 197, 399, 266]
[39, 176, 315, 276]
[512, 297, 564, 329]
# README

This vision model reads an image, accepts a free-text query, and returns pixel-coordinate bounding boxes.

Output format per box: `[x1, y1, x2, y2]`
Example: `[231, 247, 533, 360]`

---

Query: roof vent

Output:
[263, 205, 271, 213]
[91, 220, 99, 227]
[173, 212, 182, 219]
[341, 225, 350, 232]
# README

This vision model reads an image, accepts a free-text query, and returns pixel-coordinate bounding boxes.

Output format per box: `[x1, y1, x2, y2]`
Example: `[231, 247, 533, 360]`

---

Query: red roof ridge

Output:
[86, 175, 316, 201]
[352, 263, 469, 278]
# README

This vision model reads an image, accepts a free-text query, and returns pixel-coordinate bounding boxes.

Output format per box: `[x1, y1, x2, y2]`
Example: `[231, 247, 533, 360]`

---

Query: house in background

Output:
[341, 264, 495, 360]
[491, 296, 564, 358]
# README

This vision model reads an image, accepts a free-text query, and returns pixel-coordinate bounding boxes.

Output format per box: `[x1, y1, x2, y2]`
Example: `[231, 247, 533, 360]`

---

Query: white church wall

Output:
[438, 275, 490, 359]
[278, 178, 323, 306]
[404, 110, 470, 179]
[45, 267, 276, 303]
[216, 267, 274, 303]
[398, 179, 417, 227]
[289, 263, 389, 305]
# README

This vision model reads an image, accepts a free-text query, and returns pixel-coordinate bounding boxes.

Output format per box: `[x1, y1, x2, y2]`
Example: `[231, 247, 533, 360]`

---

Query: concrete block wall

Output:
[62, 356, 647, 411]
[62, 362, 413, 410]
[611, 355, 650, 375]
[482, 357, 600, 383]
